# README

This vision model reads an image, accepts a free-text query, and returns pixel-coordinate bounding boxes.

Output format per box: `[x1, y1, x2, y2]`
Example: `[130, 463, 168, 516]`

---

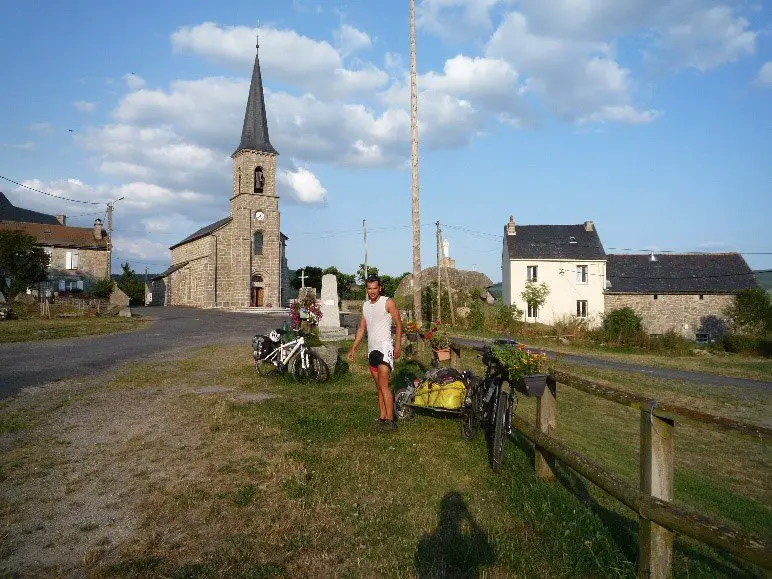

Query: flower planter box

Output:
[433, 347, 451, 361]
[518, 373, 548, 397]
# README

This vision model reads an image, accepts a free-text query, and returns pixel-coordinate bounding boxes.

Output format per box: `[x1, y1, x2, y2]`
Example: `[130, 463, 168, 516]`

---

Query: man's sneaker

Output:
[375, 419, 397, 433]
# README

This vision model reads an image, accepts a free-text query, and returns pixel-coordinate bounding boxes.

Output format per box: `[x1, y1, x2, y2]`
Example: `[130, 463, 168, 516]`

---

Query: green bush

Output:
[492, 299, 522, 334]
[602, 308, 644, 345]
[468, 298, 485, 331]
[648, 331, 694, 356]
[91, 278, 115, 299]
[722, 334, 772, 357]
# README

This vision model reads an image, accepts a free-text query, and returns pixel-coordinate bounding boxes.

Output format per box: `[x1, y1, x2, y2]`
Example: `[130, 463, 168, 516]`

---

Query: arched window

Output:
[254, 166, 264, 193]
[253, 231, 263, 255]
[237, 167, 242, 195]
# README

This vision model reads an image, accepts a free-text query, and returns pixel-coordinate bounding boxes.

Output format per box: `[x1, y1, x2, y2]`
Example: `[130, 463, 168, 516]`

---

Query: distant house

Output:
[502, 217, 606, 327]
[0, 192, 109, 295]
[605, 253, 758, 341]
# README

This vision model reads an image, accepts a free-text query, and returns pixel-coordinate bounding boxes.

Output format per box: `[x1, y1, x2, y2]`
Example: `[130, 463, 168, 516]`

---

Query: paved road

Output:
[451, 337, 771, 390]
[0, 307, 289, 399]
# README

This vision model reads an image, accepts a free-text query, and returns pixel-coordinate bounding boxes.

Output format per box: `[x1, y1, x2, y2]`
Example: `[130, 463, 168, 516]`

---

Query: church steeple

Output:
[234, 31, 278, 156]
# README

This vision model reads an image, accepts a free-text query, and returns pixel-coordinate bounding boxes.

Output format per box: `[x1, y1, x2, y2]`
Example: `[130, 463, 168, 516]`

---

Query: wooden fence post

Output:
[450, 344, 461, 370]
[639, 404, 675, 579]
[535, 377, 557, 481]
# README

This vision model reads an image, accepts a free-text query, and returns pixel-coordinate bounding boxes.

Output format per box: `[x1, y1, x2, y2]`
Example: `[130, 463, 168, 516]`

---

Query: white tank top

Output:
[363, 295, 393, 353]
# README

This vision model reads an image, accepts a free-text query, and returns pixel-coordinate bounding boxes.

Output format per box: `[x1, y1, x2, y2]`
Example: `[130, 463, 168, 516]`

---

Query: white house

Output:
[501, 217, 606, 327]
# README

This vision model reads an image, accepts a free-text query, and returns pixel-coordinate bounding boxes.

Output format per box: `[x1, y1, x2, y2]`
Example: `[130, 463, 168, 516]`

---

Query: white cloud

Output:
[1, 141, 35, 151]
[123, 73, 146, 90]
[74, 101, 97, 112]
[417, 0, 509, 40]
[29, 122, 53, 135]
[657, 6, 756, 71]
[277, 166, 327, 204]
[754, 61, 772, 87]
[335, 24, 372, 56]
[171, 23, 388, 98]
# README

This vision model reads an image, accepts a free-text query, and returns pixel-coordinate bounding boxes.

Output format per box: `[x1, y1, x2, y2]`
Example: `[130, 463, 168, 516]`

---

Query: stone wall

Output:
[50, 247, 109, 279]
[605, 293, 735, 338]
[169, 234, 216, 308]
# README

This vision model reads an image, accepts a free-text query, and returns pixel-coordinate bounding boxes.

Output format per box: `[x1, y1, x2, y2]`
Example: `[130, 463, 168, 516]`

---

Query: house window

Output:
[569, 236, 577, 244]
[65, 251, 79, 270]
[699, 294, 704, 300]
[695, 333, 710, 344]
[576, 265, 588, 284]
[653, 294, 658, 300]
[527, 303, 538, 318]
[253, 231, 263, 255]
[577, 300, 588, 318]
[527, 265, 538, 282]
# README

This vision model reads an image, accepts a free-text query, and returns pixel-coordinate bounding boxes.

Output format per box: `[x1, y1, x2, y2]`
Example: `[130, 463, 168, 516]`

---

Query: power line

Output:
[0, 175, 102, 205]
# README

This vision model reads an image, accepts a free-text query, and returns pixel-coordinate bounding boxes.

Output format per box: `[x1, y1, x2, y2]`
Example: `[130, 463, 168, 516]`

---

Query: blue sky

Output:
[1, 0, 770, 281]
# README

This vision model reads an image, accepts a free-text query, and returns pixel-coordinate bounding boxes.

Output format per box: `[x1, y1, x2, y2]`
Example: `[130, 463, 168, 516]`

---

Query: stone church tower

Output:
[228, 35, 281, 308]
[162, 35, 288, 309]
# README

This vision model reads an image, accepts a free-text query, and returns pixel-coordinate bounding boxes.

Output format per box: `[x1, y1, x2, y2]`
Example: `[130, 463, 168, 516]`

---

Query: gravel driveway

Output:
[0, 307, 289, 399]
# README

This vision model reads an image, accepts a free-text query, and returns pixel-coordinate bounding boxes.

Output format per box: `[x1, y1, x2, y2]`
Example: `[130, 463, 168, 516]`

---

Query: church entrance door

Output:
[251, 274, 264, 307]
[252, 287, 264, 307]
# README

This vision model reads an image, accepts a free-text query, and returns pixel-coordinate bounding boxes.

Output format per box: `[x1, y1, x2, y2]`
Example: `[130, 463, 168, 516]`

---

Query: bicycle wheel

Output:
[394, 388, 414, 420]
[460, 408, 479, 440]
[255, 356, 279, 376]
[492, 389, 509, 473]
[291, 350, 330, 384]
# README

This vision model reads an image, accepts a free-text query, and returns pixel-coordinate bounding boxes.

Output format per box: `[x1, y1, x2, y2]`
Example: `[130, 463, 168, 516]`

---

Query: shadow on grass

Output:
[414, 491, 495, 578]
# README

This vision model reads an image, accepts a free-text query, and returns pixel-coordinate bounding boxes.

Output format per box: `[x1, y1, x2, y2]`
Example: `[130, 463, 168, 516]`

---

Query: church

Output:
[154, 38, 290, 309]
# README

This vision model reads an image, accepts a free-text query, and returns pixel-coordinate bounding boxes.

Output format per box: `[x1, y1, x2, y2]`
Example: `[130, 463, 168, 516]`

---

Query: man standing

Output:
[348, 275, 402, 433]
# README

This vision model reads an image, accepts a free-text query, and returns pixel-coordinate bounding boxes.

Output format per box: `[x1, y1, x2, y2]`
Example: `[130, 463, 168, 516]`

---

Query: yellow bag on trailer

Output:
[412, 379, 466, 409]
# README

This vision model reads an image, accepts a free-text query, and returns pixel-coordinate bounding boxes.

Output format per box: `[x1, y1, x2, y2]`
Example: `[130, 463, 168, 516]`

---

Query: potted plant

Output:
[405, 321, 421, 342]
[425, 321, 451, 361]
[290, 295, 323, 334]
[491, 343, 549, 396]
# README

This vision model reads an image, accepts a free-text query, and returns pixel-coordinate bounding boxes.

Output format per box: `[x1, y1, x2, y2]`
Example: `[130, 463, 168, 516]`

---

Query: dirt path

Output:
[0, 348, 278, 577]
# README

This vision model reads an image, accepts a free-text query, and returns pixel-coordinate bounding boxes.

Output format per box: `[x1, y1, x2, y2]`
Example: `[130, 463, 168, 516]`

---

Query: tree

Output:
[520, 281, 550, 316]
[356, 263, 379, 285]
[117, 263, 145, 306]
[602, 307, 643, 344]
[0, 230, 50, 299]
[725, 288, 772, 336]
[91, 278, 115, 299]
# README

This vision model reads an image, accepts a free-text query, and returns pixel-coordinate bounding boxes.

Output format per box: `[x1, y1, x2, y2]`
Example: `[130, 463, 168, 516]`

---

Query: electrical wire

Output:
[0, 175, 102, 205]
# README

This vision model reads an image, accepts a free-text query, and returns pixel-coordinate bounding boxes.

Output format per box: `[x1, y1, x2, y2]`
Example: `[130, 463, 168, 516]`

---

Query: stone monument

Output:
[318, 273, 348, 341]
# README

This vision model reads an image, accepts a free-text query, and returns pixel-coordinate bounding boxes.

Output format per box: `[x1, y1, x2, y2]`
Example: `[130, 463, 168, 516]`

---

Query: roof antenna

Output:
[649, 251, 657, 262]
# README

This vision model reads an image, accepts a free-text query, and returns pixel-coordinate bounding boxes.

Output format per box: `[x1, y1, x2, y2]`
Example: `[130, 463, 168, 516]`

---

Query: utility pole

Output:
[436, 221, 442, 323]
[410, 0, 422, 326]
[106, 196, 124, 280]
[363, 219, 368, 282]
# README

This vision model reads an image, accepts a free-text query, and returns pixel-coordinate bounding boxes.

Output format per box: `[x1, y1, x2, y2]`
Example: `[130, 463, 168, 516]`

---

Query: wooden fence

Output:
[448, 344, 771, 578]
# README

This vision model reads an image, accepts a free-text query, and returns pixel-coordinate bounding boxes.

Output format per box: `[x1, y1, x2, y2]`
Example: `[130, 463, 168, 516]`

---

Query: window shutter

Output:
[65, 251, 72, 270]
[59, 280, 65, 291]
[72, 252, 79, 269]
[76, 280, 84, 290]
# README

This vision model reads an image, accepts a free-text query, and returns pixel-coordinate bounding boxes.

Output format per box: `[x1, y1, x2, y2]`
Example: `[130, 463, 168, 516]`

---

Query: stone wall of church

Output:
[228, 150, 281, 308]
[169, 236, 215, 307]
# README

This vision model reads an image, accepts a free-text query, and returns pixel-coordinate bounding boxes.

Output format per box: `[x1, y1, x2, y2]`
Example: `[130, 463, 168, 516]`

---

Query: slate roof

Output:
[169, 217, 232, 250]
[0, 221, 107, 249]
[234, 39, 278, 156]
[0, 192, 60, 225]
[606, 253, 758, 294]
[152, 261, 189, 280]
[505, 224, 606, 261]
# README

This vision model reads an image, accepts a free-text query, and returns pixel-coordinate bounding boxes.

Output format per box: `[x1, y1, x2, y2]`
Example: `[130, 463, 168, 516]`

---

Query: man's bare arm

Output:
[347, 315, 367, 362]
[386, 298, 402, 359]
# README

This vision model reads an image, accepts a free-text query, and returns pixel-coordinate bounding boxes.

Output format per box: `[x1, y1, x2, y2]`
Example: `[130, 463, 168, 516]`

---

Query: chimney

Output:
[93, 218, 103, 240]
[56, 214, 66, 226]
[584, 220, 594, 232]
[506, 215, 516, 236]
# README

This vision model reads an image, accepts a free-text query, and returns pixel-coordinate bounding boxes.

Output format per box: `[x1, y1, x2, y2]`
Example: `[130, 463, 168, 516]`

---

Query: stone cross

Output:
[299, 269, 307, 288]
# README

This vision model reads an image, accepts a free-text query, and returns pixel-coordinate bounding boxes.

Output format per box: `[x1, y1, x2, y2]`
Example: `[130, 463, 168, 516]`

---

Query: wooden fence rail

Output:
[447, 344, 771, 577]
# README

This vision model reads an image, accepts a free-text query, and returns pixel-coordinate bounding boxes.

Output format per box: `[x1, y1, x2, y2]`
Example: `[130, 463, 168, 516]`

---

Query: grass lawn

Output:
[0, 343, 768, 577]
[0, 301, 149, 343]
[450, 328, 772, 382]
